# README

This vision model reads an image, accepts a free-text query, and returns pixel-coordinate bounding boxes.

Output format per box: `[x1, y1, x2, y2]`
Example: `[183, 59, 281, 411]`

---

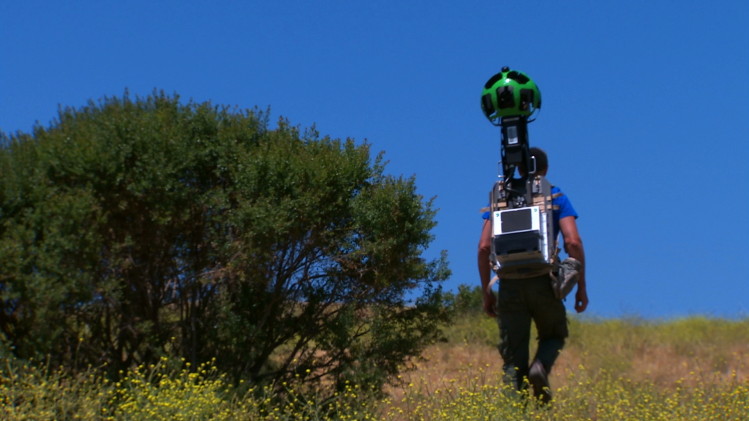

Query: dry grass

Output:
[448, 316, 747, 381]
[389, 338, 749, 394]
[2, 316, 748, 420]
[381, 315, 749, 420]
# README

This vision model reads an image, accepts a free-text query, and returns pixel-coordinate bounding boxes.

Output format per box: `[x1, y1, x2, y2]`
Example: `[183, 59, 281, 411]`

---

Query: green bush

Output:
[0, 92, 450, 398]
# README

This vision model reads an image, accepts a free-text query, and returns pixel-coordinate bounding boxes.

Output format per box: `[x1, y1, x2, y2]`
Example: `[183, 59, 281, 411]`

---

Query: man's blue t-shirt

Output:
[482, 186, 578, 240]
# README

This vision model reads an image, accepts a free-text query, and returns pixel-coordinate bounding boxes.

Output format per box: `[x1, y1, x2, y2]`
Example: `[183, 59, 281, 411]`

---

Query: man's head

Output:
[529, 147, 548, 175]
[519, 147, 549, 176]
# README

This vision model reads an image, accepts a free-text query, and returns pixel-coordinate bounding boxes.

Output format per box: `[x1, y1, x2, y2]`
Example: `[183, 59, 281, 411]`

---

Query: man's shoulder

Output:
[550, 185, 578, 218]
[550, 185, 566, 199]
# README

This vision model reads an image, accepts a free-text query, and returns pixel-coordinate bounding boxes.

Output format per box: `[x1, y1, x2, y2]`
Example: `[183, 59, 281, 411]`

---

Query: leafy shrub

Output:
[0, 92, 450, 398]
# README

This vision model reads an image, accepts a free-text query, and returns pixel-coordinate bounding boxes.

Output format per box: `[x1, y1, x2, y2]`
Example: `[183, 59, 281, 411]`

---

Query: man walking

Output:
[478, 147, 588, 403]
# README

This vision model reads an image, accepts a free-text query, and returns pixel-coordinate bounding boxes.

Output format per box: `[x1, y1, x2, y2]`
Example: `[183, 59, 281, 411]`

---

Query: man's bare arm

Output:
[478, 219, 497, 317]
[559, 215, 588, 313]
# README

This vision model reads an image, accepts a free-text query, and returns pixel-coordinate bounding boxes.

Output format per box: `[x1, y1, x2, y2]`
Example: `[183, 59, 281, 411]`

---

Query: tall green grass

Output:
[2, 316, 748, 420]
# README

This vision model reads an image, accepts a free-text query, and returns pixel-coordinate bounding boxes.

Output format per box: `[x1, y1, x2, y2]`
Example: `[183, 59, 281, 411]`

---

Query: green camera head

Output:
[481, 67, 542, 124]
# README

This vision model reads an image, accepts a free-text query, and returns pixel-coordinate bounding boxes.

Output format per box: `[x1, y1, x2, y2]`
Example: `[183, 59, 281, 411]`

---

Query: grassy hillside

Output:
[440, 314, 749, 385]
[2, 316, 748, 420]
[385, 315, 749, 419]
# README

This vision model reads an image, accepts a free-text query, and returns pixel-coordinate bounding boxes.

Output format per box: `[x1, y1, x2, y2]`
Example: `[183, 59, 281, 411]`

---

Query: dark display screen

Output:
[501, 208, 532, 232]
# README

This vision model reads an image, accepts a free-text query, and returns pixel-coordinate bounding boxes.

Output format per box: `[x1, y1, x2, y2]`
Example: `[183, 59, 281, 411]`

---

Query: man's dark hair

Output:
[529, 147, 548, 174]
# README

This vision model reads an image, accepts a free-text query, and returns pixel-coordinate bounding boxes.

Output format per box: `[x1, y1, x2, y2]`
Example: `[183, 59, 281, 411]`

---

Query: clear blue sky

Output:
[2, 1, 748, 319]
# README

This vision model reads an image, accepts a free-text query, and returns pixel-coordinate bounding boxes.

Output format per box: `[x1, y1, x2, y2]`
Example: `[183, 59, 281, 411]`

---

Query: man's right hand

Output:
[483, 292, 497, 318]
[575, 288, 589, 313]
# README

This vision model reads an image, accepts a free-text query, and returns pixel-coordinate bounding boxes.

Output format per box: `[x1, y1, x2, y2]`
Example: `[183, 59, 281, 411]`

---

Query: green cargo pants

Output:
[496, 273, 568, 390]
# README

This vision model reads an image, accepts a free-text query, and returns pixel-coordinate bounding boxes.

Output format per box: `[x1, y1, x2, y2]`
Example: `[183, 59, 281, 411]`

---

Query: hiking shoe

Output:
[528, 360, 552, 404]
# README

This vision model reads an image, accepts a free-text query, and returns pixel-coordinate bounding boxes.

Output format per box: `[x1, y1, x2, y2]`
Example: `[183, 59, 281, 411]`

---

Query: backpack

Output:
[488, 175, 556, 279]
[487, 175, 581, 298]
